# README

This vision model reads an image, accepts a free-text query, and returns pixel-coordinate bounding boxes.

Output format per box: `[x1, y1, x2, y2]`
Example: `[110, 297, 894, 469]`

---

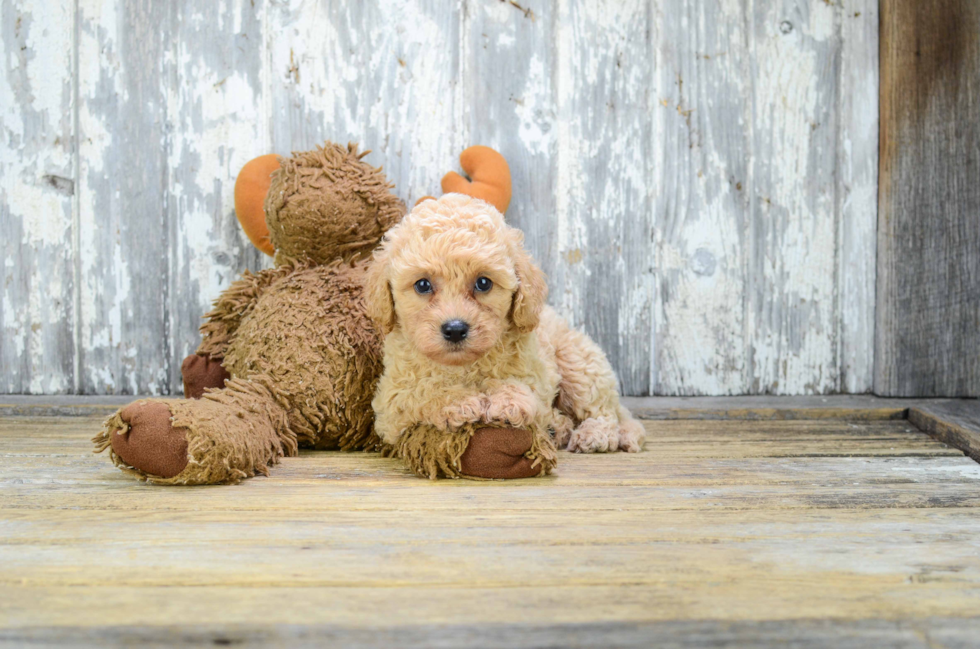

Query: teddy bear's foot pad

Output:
[110, 402, 189, 479]
[459, 427, 543, 479]
[181, 354, 231, 399]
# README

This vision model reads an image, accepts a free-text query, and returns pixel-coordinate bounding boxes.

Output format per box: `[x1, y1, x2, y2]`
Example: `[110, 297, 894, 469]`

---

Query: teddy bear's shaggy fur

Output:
[93, 143, 406, 484]
[366, 194, 645, 478]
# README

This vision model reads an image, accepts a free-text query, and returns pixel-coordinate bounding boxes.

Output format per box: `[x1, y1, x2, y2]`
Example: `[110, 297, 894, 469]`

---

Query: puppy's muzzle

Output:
[441, 319, 469, 343]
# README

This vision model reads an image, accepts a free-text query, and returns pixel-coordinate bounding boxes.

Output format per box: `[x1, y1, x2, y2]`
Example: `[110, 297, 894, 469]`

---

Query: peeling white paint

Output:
[837, 0, 878, 394]
[515, 55, 552, 156]
[1, 0, 75, 393]
[746, 0, 840, 394]
[2, 0, 879, 396]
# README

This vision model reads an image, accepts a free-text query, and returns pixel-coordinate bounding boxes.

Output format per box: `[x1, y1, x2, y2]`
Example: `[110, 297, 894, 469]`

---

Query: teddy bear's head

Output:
[235, 143, 510, 265]
[261, 143, 406, 265]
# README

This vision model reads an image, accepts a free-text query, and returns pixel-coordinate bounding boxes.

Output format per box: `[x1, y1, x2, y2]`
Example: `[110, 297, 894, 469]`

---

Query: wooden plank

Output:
[0, 395, 142, 417]
[76, 0, 173, 394]
[1, 395, 970, 419]
[3, 419, 974, 514]
[653, 1, 878, 396]
[622, 395, 963, 420]
[15, 417, 952, 446]
[653, 0, 751, 395]
[9, 507, 980, 544]
[0, 0, 76, 393]
[4, 394, 971, 420]
[3, 584, 980, 633]
[623, 395, 908, 420]
[9, 479, 978, 512]
[165, 0, 271, 393]
[5, 410, 975, 486]
[0, 1, 885, 398]
[5, 618, 980, 649]
[5, 456, 980, 491]
[4, 438, 964, 462]
[876, 0, 980, 397]
[265, 0, 460, 204]
[0, 414, 948, 442]
[461, 0, 558, 288]
[3, 412, 980, 640]
[6, 505, 980, 589]
[745, 0, 840, 394]
[837, 0, 879, 394]
[554, 0, 653, 395]
[634, 406, 907, 421]
[909, 401, 980, 463]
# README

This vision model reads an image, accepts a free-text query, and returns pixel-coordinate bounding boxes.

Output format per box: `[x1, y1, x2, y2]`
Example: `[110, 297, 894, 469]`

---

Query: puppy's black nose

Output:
[441, 320, 469, 343]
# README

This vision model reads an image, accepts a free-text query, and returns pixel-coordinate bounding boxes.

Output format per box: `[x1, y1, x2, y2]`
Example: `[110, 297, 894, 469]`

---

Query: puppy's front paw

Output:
[438, 395, 487, 431]
[566, 417, 621, 453]
[485, 386, 538, 428]
[618, 417, 646, 453]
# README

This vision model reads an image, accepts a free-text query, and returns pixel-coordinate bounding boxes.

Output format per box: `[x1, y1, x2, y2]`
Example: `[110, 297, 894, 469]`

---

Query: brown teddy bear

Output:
[93, 142, 538, 483]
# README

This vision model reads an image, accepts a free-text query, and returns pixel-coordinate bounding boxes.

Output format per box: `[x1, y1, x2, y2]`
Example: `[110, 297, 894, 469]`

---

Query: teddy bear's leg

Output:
[392, 422, 557, 480]
[93, 377, 296, 485]
[181, 353, 231, 399]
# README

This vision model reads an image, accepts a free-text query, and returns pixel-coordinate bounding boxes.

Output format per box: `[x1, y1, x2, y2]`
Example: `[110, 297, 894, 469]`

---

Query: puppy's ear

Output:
[510, 244, 548, 333]
[365, 248, 396, 334]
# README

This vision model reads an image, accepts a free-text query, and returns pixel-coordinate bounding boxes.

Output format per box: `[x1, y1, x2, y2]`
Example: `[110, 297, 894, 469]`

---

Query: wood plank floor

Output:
[2, 414, 980, 647]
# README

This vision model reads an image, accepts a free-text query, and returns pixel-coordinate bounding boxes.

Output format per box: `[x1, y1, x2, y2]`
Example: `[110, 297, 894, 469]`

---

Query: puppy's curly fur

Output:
[366, 194, 645, 455]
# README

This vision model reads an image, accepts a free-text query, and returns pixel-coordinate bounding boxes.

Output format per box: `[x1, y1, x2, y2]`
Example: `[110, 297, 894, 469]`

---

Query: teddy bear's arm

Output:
[196, 264, 296, 358]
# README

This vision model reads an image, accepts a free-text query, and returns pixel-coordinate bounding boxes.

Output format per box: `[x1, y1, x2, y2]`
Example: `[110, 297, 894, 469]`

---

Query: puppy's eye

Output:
[474, 277, 493, 293]
[414, 279, 433, 294]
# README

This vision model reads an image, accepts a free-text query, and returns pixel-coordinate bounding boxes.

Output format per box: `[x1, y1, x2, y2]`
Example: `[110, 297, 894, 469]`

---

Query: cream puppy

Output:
[366, 193, 644, 455]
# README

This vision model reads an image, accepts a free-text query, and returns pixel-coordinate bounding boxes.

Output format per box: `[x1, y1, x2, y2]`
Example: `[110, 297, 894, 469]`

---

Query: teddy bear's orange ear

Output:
[234, 154, 279, 256]
[441, 146, 512, 214]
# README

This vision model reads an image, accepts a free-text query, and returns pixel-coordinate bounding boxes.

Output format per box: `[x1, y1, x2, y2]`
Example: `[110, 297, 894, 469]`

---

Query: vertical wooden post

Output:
[876, 0, 980, 396]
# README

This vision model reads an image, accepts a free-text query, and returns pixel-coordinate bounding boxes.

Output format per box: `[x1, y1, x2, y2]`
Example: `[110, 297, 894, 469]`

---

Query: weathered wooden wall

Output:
[876, 0, 980, 397]
[1, 0, 880, 396]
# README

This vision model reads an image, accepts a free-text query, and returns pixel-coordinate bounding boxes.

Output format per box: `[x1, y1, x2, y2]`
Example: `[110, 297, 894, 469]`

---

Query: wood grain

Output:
[1, 414, 980, 644]
[0, 394, 967, 420]
[1, 0, 883, 397]
[555, 0, 654, 395]
[6, 618, 980, 649]
[837, 0, 879, 394]
[909, 400, 980, 463]
[746, 0, 840, 394]
[653, 1, 879, 396]
[653, 0, 751, 395]
[0, 0, 76, 393]
[266, 0, 461, 204]
[876, 0, 980, 397]
[75, 0, 172, 394]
